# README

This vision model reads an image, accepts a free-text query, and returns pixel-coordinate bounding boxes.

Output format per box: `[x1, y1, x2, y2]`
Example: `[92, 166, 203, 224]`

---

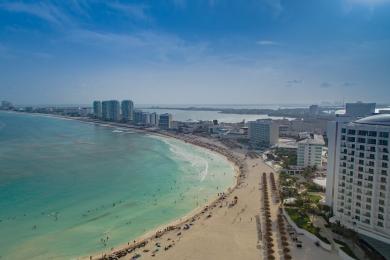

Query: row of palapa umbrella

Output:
[262, 172, 292, 260]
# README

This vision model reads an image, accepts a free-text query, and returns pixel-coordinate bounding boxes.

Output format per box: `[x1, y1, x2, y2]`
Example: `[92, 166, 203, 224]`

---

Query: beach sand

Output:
[86, 133, 340, 260]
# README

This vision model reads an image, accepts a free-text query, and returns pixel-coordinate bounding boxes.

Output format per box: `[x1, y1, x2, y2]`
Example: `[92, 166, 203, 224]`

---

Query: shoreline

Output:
[1, 111, 243, 260]
[76, 119, 245, 260]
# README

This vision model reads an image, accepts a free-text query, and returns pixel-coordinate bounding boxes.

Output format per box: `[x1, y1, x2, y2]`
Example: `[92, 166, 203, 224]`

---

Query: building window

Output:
[358, 138, 366, 143]
[380, 132, 389, 138]
[358, 130, 368, 136]
[380, 140, 389, 146]
[368, 131, 377, 137]
[378, 221, 384, 227]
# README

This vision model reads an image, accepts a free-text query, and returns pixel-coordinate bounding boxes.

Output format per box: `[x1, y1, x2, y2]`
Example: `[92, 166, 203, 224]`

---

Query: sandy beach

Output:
[75, 122, 340, 260]
[5, 113, 339, 260]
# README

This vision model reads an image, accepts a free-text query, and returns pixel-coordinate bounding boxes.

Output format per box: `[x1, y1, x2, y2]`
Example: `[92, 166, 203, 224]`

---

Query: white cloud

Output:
[105, 3, 150, 21]
[0, 2, 71, 26]
[256, 40, 280, 46]
[66, 29, 209, 63]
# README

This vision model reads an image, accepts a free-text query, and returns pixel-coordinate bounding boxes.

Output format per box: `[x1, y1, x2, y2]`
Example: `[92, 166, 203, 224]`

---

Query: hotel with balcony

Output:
[326, 114, 390, 243]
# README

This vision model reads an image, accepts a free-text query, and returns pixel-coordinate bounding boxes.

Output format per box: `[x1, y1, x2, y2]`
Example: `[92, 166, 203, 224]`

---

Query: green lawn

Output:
[285, 207, 318, 234]
[307, 193, 322, 203]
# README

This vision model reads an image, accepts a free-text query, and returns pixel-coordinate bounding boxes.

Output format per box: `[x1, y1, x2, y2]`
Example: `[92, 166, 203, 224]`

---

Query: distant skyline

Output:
[0, 0, 389, 105]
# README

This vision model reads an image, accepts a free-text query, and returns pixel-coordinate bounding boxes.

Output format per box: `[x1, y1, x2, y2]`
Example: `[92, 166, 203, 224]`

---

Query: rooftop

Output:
[355, 114, 390, 126]
[298, 134, 325, 145]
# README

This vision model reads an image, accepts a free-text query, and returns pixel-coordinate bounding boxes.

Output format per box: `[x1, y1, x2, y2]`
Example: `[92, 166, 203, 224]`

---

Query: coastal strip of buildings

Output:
[2, 98, 390, 255]
[92, 100, 173, 130]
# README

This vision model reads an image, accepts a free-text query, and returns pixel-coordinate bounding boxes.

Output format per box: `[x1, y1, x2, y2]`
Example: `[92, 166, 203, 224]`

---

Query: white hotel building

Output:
[297, 134, 325, 168]
[326, 114, 390, 243]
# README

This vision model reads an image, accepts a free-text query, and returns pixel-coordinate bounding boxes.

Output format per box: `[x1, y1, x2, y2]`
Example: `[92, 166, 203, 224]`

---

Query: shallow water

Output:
[0, 112, 235, 259]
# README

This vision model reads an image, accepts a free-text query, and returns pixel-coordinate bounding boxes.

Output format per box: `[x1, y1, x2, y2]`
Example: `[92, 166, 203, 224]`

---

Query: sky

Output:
[0, 0, 389, 105]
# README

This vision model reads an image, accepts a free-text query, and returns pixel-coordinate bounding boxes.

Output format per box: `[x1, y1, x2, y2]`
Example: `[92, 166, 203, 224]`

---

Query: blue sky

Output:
[0, 0, 389, 105]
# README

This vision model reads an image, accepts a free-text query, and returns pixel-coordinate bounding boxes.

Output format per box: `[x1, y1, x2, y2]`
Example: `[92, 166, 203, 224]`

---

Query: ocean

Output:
[141, 108, 291, 123]
[0, 111, 235, 259]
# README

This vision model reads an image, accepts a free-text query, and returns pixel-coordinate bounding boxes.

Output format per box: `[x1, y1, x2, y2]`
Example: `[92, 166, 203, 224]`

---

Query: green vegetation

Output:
[334, 239, 357, 259]
[304, 181, 325, 192]
[301, 165, 317, 178]
[285, 207, 331, 245]
[274, 148, 297, 168]
[285, 208, 318, 234]
[307, 193, 322, 203]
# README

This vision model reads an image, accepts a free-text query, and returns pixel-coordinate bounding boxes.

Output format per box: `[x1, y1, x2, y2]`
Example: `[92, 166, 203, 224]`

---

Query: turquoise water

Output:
[0, 112, 235, 259]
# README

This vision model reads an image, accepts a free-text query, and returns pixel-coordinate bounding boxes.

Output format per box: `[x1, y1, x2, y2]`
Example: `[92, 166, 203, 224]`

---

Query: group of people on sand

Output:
[92, 133, 246, 260]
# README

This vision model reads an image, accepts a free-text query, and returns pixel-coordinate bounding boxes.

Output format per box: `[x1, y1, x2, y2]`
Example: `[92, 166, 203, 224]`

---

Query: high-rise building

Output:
[93, 101, 102, 118]
[121, 100, 134, 122]
[297, 134, 324, 168]
[102, 100, 120, 121]
[309, 105, 320, 116]
[134, 110, 143, 125]
[149, 112, 159, 126]
[1, 100, 13, 110]
[345, 102, 376, 117]
[326, 114, 390, 243]
[248, 119, 279, 147]
[141, 112, 150, 125]
[159, 113, 172, 130]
